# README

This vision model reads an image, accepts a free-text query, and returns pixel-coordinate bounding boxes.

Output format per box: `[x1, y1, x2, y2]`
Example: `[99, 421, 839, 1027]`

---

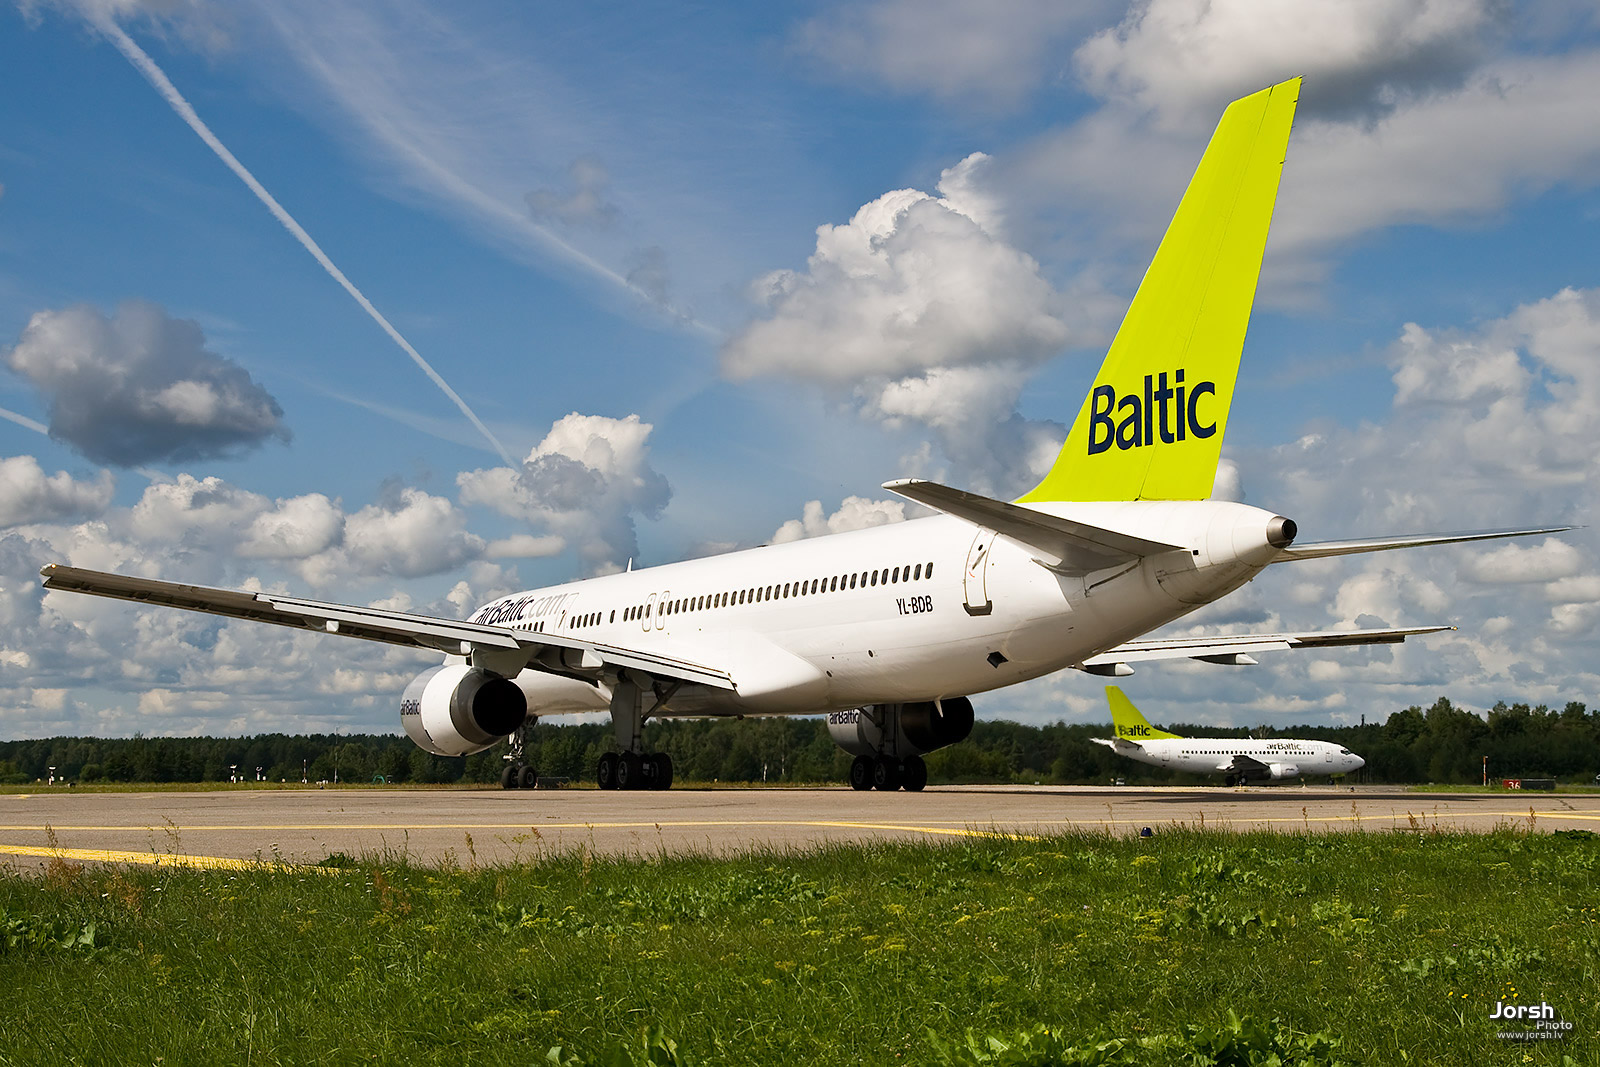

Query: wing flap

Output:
[40, 564, 735, 691]
[1079, 625, 1452, 669]
[884, 478, 1184, 576]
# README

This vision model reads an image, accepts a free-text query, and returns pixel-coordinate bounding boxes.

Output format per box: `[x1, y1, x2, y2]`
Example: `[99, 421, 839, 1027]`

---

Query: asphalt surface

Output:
[4, 784, 1597, 871]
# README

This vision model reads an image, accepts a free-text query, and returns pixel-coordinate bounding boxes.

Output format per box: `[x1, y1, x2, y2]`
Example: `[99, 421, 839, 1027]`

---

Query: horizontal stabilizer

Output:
[1079, 625, 1451, 671]
[39, 564, 735, 691]
[1278, 527, 1572, 561]
[884, 479, 1184, 577]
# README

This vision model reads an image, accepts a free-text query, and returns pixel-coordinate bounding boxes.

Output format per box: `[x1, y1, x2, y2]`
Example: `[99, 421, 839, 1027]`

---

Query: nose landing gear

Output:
[500, 724, 539, 789]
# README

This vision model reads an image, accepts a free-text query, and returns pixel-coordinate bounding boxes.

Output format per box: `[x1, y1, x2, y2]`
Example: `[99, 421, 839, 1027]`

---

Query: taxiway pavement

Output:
[3, 784, 1597, 871]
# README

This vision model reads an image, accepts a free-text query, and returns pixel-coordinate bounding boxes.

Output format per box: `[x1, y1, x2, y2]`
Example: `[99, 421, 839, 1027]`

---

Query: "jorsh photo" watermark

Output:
[1492, 1000, 1576, 1042]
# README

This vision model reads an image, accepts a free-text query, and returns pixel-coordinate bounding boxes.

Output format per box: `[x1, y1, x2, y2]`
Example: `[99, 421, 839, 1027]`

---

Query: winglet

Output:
[1022, 77, 1301, 503]
[1106, 685, 1183, 741]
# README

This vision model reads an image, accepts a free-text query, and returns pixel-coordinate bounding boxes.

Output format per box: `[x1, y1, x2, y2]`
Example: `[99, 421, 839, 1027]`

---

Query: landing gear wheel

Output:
[517, 765, 537, 790]
[1223, 774, 1236, 787]
[1236, 775, 1248, 788]
[872, 756, 902, 791]
[650, 753, 674, 791]
[501, 764, 518, 790]
[616, 752, 644, 790]
[849, 755, 874, 791]
[901, 756, 927, 792]
[597, 752, 619, 790]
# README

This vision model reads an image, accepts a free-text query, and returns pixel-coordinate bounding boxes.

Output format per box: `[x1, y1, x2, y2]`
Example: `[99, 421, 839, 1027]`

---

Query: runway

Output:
[3, 784, 1598, 871]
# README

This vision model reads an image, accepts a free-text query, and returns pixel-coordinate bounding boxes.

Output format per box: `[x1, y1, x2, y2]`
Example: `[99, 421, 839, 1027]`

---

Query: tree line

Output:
[1, 696, 1595, 786]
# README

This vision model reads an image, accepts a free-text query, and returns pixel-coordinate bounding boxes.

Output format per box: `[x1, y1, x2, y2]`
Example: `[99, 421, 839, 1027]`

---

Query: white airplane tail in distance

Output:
[40, 78, 1567, 794]
[1092, 686, 1365, 785]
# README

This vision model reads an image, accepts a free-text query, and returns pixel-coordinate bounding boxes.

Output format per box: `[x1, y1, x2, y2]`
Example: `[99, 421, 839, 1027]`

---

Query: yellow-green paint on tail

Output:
[1021, 78, 1301, 504]
[1106, 686, 1182, 741]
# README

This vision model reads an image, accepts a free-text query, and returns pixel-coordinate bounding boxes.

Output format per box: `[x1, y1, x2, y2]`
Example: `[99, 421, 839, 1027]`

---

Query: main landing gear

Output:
[595, 674, 678, 791]
[596, 751, 675, 791]
[501, 723, 538, 789]
[849, 754, 927, 792]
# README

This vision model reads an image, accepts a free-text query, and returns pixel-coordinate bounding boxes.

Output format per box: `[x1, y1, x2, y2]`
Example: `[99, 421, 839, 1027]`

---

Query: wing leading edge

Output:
[38, 564, 735, 692]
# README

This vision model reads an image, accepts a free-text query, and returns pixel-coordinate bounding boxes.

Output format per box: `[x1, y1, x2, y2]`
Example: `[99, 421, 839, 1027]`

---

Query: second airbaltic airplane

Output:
[40, 79, 1562, 793]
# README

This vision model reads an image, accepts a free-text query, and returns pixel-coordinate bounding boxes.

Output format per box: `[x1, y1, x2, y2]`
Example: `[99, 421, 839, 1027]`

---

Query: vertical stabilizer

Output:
[1021, 78, 1300, 503]
[1106, 686, 1183, 741]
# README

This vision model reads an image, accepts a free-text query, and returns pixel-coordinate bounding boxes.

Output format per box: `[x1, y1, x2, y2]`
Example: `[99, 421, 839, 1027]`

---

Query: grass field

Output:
[1, 828, 1594, 1065]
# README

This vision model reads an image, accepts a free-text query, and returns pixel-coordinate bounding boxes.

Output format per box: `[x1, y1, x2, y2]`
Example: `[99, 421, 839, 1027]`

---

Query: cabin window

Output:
[926, 561, 934, 578]
[870, 570, 878, 587]
[913, 564, 922, 580]
[891, 567, 900, 583]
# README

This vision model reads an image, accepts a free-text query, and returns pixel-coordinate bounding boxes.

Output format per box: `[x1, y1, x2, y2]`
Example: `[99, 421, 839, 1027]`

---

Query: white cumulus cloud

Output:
[770, 496, 907, 545]
[458, 412, 671, 574]
[1076, 0, 1499, 126]
[0, 456, 114, 528]
[3, 302, 288, 467]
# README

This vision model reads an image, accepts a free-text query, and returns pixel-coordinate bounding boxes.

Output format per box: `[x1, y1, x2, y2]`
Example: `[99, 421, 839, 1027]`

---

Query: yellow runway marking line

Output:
[0, 819, 1031, 841]
[0, 819, 1024, 832]
[0, 843, 331, 872]
[1075, 809, 1600, 827]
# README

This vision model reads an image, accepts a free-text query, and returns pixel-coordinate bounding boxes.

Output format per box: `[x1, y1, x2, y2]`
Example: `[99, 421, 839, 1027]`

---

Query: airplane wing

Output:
[1276, 527, 1573, 561]
[1222, 753, 1272, 776]
[38, 564, 735, 691]
[1076, 625, 1452, 675]
[883, 478, 1185, 576]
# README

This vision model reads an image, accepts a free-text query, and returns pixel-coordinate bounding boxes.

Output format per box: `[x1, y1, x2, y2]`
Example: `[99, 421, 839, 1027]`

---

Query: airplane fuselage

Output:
[467, 499, 1290, 720]
[1103, 735, 1365, 780]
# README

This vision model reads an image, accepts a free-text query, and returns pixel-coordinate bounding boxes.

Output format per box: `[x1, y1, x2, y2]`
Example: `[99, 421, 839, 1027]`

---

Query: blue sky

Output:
[2, 0, 1599, 738]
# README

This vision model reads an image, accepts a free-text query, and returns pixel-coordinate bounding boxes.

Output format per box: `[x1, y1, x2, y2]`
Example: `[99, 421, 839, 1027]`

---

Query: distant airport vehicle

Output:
[1093, 686, 1365, 786]
[40, 79, 1563, 793]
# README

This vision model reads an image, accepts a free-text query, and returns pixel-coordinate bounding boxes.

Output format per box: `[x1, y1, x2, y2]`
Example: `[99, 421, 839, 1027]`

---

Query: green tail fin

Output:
[1106, 686, 1182, 741]
[1021, 77, 1300, 504]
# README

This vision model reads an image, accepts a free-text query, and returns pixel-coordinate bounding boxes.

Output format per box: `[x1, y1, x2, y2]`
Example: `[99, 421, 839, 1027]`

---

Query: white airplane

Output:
[1092, 686, 1365, 786]
[39, 78, 1563, 794]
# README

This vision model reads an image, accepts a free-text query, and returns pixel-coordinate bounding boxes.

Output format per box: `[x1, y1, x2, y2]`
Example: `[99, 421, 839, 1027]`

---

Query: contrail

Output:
[89, 14, 516, 467]
[0, 406, 49, 436]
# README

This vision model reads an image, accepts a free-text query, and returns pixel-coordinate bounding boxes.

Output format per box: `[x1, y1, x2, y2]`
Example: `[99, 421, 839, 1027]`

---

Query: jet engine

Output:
[1266, 763, 1301, 780]
[827, 697, 975, 759]
[400, 664, 528, 757]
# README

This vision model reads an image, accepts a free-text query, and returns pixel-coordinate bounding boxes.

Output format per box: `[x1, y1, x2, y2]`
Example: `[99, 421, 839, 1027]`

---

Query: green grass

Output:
[2, 829, 1596, 1065]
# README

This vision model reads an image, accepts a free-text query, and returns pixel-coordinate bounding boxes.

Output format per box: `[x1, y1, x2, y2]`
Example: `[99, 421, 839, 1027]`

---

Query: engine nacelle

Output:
[400, 664, 529, 757]
[1266, 763, 1301, 780]
[827, 697, 975, 759]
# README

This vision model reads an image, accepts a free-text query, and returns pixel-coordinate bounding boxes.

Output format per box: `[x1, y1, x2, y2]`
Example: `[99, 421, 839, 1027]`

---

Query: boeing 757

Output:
[1092, 686, 1365, 786]
[39, 78, 1564, 792]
